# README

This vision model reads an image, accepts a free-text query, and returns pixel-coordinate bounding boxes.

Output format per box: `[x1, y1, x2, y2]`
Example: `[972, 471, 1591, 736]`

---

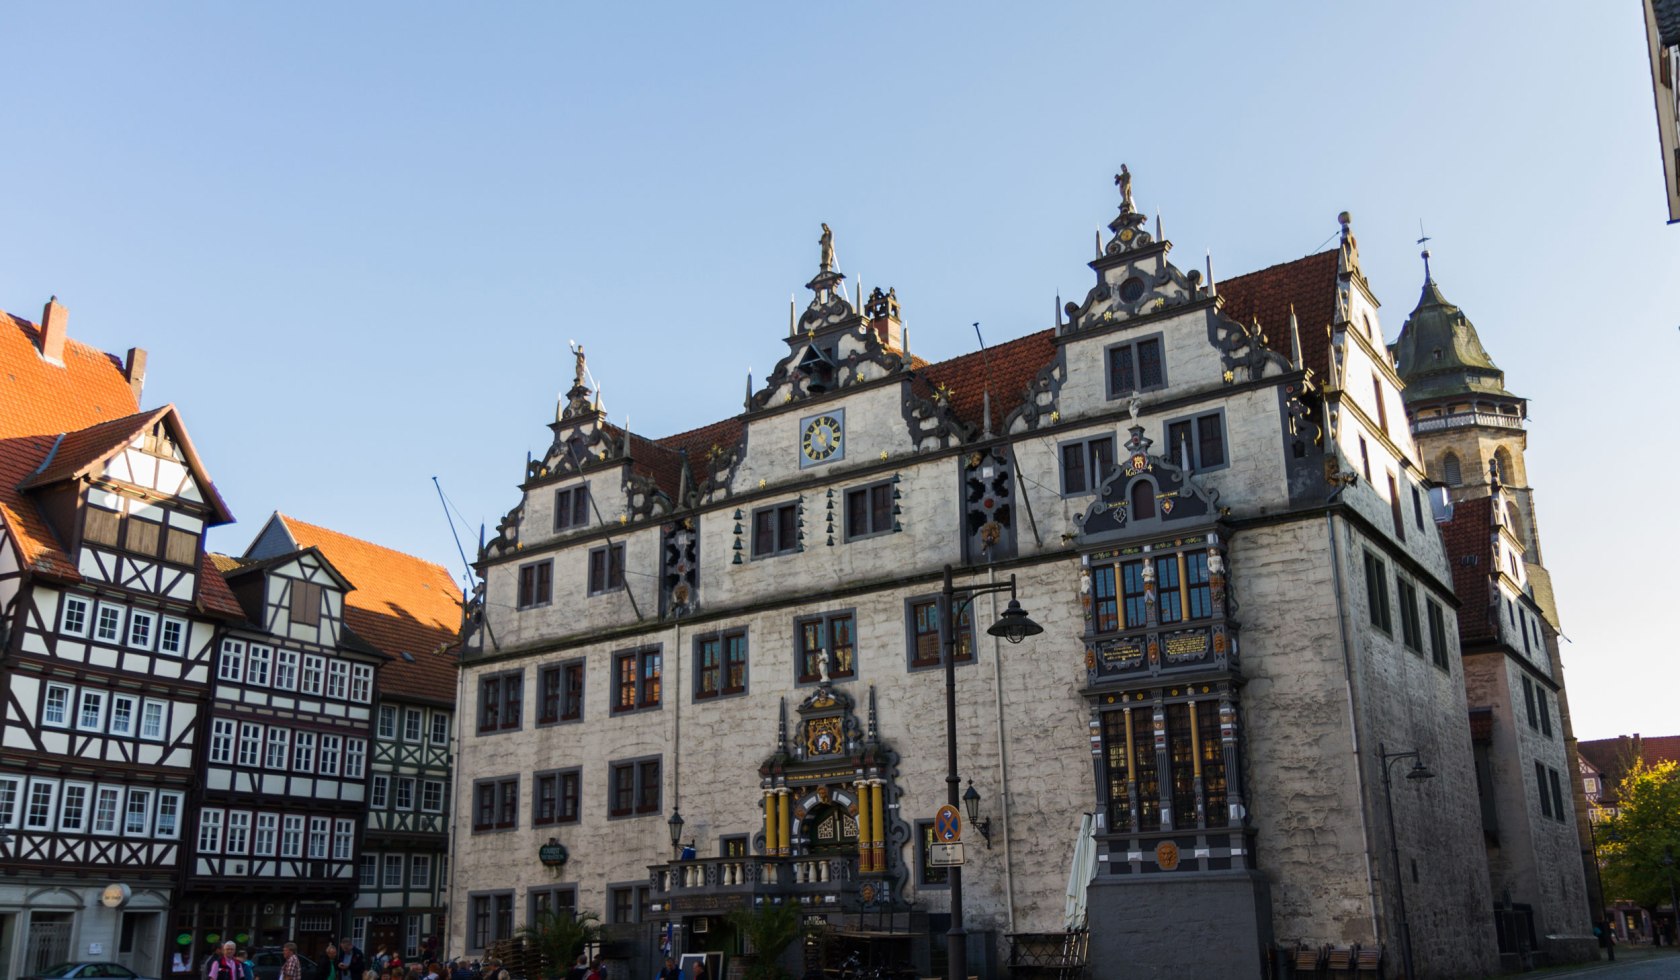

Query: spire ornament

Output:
[560, 341, 595, 420]
[1103, 165, 1153, 256]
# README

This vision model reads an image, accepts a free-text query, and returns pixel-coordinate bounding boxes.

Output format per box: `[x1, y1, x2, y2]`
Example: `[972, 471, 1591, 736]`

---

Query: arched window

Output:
[1130, 481, 1156, 520]
[1506, 506, 1525, 546]
[1496, 447, 1515, 485]
[1441, 452, 1462, 486]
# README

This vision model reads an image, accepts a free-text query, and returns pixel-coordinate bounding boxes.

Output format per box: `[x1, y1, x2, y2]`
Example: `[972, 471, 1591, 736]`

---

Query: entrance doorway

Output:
[802, 803, 858, 855]
[119, 913, 162, 978]
[25, 914, 72, 975]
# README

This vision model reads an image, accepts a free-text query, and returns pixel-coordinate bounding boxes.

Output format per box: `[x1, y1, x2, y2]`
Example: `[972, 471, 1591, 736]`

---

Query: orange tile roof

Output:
[915, 328, 1059, 434]
[269, 514, 463, 703]
[0, 308, 140, 438]
[1217, 250, 1341, 378]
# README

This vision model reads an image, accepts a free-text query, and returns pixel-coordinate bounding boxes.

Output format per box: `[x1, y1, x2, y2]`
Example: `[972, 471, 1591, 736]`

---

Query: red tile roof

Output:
[1217, 250, 1341, 377]
[269, 514, 463, 703]
[1440, 496, 1497, 643]
[0, 308, 140, 437]
[1577, 735, 1680, 802]
[915, 328, 1059, 434]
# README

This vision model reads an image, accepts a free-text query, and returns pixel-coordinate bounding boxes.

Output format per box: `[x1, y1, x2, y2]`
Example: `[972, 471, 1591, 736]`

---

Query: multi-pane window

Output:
[281, 815, 304, 857]
[25, 780, 56, 830]
[326, 661, 349, 700]
[1426, 599, 1449, 669]
[908, 599, 973, 669]
[1397, 580, 1422, 652]
[266, 728, 291, 770]
[470, 892, 515, 950]
[609, 758, 661, 817]
[76, 690, 105, 731]
[430, 711, 450, 745]
[108, 694, 136, 737]
[384, 853, 404, 888]
[609, 887, 636, 925]
[0, 777, 19, 828]
[218, 640, 246, 682]
[238, 724, 263, 767]
[478, 672, 524, 733]
[254, 813, 278, 855]
[346, 738, 367, 778]
[378, 706, 397, 739]
[319, 735, 342, 777]
[540, 662, 587, 724]
[796, 613, 854, 683]
[518, 561, 553, 609]
[404, 707, 423, 741]
[695, 631, 748, 699]
[224, 809, 249, 853]
[308, 817, 330, 859]
[1060, 436, 1115, 496]
[421, 780, 445, 813]
[613, 648, 662, 713]
[61, 595, 90, 635]
[93, 787, 120, 834]
[1165, 412, 1227, 470]
[1107, 336, 1166, 397]
[1363, 551, 1392, 632]
[360, 855, 378, 888]
[59, 784, 88, 832]
[125, 790, 154, 836]
[333, 818, 355, 860]
[370, 776, 390, 809]
[247, 645, 273, 687]
[917, 821, 949, 887]
[198, 808, 224, 853]
[42, 683, 70, 727]
[554, 485, 590, 531]
[301, 655, 325, 696]
[533, 770, 581, 826]
[350, 664, 373, 703]
[155, 792, 182, 839]
[1154, 556, 1182, 624]
[273, 649, 298, 690]
[209, 719, 235, 765]
[95, 604, 123, 642]
[291, 581, 323, 628]
[751, 503, 800, 558]
[844, 482, 895, 539]
[396, 778, 416, 811]
[587, 544, 625, 594]
[294, 731, 316, 772]
[127, 610, 155, 650]
[141, 700, 166, 740]
[412, 854, 433, 890]
[158, 618, 186, 655]
[473, 778, 519, 832]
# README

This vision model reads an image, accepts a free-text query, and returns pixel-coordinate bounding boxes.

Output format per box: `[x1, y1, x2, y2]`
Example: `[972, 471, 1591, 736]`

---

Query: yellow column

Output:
[776, 789, 791, 856]
[870, 779, 887, 871]
[1178, 553, 1191, 619]
[855, 783, 873, 871]
[764, 790, 777, 855]
[1188, 701, 1202, 777]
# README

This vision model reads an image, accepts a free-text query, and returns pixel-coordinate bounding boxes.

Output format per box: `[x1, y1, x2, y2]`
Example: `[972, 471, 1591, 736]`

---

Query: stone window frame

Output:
[693, 628, 749, 702]
[553, 485, 590, 533]
[1058, 433, 1117, 497]
[1104, 332, 1168, 401]
[537, 658, 587, 726]
[533, 766, 582, 827]
[1425, 597, 1451, 672]
[1160, 409, 1229, 473]
[607, 755, 661, 820]
[471, 775, 519, 834]
[1362, 550, 1392, 635]
[528, 886, 577, 925]
[793, 609, 857, 686]
[517, 559, 553, 610]
[467, 890, 515, 952]
[606, 883, 640, 925]
[842, 479, 896, 542]
[477, 669, 525, 735]
[587, 543, 626, 596]
[903, 595, 976, 673]
[611, 646, 663, 715]
[750, 500, 802, 559]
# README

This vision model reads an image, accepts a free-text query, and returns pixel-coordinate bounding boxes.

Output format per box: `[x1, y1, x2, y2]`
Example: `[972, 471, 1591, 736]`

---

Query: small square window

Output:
[751, 502, 801, 558]
[60, 595, 91, 636]
[1106, 336, 1166, 398]
[843, 482, 896, 540]
[588, 544, 625, 595]
[1163, 412, 1227, 471]
[796, 612, 855, 684]
[1060, 436, 1116, 496]
[554, 486, 590, 532]
[127, 610, 155, 650]
[518, 561, 553, 609]
[608, 758, 660, 818]
[95, 604, 124, 643]
[694, 630, 748, 700]
[613, 648, 662, 713]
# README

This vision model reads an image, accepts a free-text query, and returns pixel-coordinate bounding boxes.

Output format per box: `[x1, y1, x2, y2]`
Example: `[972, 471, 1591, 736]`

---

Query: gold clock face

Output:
[801, 413, 843, 465]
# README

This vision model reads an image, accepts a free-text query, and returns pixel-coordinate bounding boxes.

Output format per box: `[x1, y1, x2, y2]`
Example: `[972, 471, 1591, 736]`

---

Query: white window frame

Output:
[370, 775, 390, 809]
[58, 781, 92, 833]
[155, 790, 183, 839]
[281, 815, 304, 857]
[307, 816, 329, 859]
[219, 640, 246, 683]
[0, 776, 19, 828]
[92, 786, 121, 834]
[60, 595, 91, 636]
[359, 853, 378, 888]
[411, 854, 432, 890]
[23, 778, 59, 830]
[209, 719, 235, 765]
[429, 712, 450, 746]
[76, 689, 107, 732]
[238, 723, 262, 768]
[94, 603, 124, 643]
[395, 777, 415, 811]
[140, 699, 167, 741]
[247, 644, 273, 687]
[224, 809, 250, 854]
[403, 708, 422, 742]
[345, 738, 366, 779]
[377, 705, 397, 739]
[108, 693, 137, 737]
[127, 609, 156, 650]
[124, 788, 154, 836]
[326, 661, 350, 700]
[301, 655, 325, 696]
[421, 780, 444, 814]
[319, 734, 342, 777]
[265, 727, 291, 770]
[405, 917, 421, 959]
[332, 817, 354, 860]
[254, 812, 278, 855]
[294, 731, 316, 773]
[157, 617, 186, 656]
[383, 853, 403, 888]
[42, 682, 72, 728]
[274, 649, 299, 690]
[350, 664, 374, 704]
[198, 807, 224, 853]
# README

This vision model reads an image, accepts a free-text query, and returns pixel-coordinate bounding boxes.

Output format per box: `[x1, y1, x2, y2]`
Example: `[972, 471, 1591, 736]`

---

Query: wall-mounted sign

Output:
[88, 944, 104, 957]
[101, 883, 131, 909]
[539, 840, 569, 867]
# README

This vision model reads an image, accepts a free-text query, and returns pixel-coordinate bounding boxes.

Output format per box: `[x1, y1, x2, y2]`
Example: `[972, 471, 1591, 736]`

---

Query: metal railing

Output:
[1412, 412, 1522, 433]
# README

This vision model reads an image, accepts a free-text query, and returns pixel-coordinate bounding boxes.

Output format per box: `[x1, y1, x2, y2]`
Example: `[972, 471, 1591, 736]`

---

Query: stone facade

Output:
[450, 181, 1503, 978]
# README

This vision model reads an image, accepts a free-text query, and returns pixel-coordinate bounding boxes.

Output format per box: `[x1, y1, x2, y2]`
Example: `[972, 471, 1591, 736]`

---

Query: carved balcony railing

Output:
[1411, 411, 1522, 433]
[647, 855, 858, 914]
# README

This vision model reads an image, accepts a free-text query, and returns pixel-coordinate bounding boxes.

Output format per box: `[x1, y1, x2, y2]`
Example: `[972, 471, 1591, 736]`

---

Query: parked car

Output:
[249, 950, 319, 980]
[23, 964, 158, 980]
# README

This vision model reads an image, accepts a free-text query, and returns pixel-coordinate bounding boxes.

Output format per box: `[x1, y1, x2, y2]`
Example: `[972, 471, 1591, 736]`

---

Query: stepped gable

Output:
[1439, 495, 1496, 643]
[0, 308, 139, 438]
[1217, 249, 1340, 376]
[272, 514, 462, 702]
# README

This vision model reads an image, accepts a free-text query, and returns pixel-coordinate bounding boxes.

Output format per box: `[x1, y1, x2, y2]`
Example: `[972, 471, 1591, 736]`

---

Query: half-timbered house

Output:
[170, 547, 385, 966]
[0, 299, 240, 980]
[244, 515, 462, 960]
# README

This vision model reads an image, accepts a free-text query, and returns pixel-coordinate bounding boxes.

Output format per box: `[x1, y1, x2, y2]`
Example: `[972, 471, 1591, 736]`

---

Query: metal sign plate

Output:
[928, 842, 966, 867]
[935, 804, 962, 842]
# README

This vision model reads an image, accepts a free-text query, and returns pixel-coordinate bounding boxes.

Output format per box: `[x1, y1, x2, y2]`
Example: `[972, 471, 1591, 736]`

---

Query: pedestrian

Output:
[341, 938, 366, 980]
[583, 958, 605, 980]
[374, 947, 390, 973]
[564, 955, 587, 980]
[207, 943, 239, 980]
[423, 961, 440, 980]
[322, 944, 341, 980]
[235, 950, 254, 980]
[655, 957, 680, 980]
[1596, 920, 1615, 961]
[687, 959, 707, 980]
[281, 944, 302, 980]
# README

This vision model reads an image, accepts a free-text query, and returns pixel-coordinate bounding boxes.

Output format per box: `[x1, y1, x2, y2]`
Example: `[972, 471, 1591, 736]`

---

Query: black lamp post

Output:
[1378, 743, 1435, 980]
[668, 808, 685, 860]
[962, 781, 993, 849]
[942, 564, 1042, 980]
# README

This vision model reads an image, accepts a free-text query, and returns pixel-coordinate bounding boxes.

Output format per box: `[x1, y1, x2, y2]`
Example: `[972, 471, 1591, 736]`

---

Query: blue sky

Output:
[3, 3, 1674, 739]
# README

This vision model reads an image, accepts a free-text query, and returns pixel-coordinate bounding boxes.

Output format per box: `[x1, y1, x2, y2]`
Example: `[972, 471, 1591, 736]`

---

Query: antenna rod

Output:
[974, 322, 995, 437]
[432, 475, 476, 587]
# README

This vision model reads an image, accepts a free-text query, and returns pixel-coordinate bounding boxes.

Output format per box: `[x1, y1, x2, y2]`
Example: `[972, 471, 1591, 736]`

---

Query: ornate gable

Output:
[1074, 416, 1225, 546]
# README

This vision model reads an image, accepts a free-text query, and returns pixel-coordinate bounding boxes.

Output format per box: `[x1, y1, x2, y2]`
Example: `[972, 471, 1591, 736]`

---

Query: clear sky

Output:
[3, 3, 1674, 740]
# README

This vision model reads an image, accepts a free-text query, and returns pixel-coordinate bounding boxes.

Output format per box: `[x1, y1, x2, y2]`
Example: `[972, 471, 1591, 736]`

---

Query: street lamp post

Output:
[941, 564, 1042, 980]
[668, 808, 685, 861]
[1378, 743, 1435, 980]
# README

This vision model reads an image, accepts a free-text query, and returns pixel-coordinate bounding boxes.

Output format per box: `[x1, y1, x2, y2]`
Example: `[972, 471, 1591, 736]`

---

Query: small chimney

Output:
[39, 296, 68, 364]
[125, 347, 148, 401]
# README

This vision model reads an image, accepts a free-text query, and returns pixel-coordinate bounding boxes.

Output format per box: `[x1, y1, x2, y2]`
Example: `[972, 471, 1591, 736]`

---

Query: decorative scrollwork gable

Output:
[902, 381, 976, 450]
[1209, 312, 1294, 385]
[1004, 347, 1068, 433]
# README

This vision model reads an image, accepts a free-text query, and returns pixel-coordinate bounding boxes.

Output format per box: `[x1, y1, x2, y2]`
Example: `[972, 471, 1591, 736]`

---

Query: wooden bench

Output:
[1325, 945, 1356, 976]
[1354, 945, 1381, 975]
[1292, 943, 1325, 978]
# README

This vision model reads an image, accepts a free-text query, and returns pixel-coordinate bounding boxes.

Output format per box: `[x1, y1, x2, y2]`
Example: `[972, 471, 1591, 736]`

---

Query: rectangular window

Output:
[1388, 474, 1407, 542]
[843, 481, 896, 539]
[318, 734, 342, 777]
[1548, 768, 1566, 822]
[0, 776, 19, 829]
[294, 731, 316, 772]
[587, 544, 626, 594]
[359, 854, 378, 888]
[370, 775, 390, 809]
[412, 854, 432, 890]
[1536, 761, 1553, 819]
[421, 780, 445, 813]
[127, 610, 155, 650]
[1164, 412, 1227, 471]
[345, 738, 366, 778]
[472, 778, 519, 832]
[140, 699, 166, 740]
[378, 705, 397, 739]
[751, 502, 800, 558]
[223, 808, 248, 853]
[246, 644, 272, 687]
[613, 648, 662, 713]
[469, 892, 516, 950]
[695, 630, 749, 698]
[517, 561, 553, 609]
[274, 649, 299, 690]
[265, 727, 291, 770]
[155, 791, 182, 839]
[24, 779, 57, 830]
[396, 777, 416, 810]
[43, 682, 72, 728]
[430, 710, 450, 744]
[350, 663, 373, 703]
[1411, 484, 1426, 530]
[107, 694, 135, 737]
[59, 783, 89, 833]
[404, 707, 423, 741]
[325, 661, 349, 700]
[1521, 674, 1538, 729]
[1426, 598, 1450, 670]
[532, 770, 579, 826]
[917, 821, 950, 886]
[1060, 435, 1115, 496]
[301, 655, 324, 696]
[238, 723, 263, 767]
[796, 612, 854, 683]
[254, 812, 278, 855]
[1538, 691, 1553, 738]
[92, 786, 120, 834]
[219, 640, 246, 683]
[608, 887, 636, 925]
[158, 617, 186, 655]
[384, 853, 404, 888]
[608, 757, 661, 817]
[554, 486, 590, 531]
[1155, 556, 1182, 624]
[1397, 580, 1422, 652]
[198, 808, 224, 853]
[209, 718, 234, 764]
[333, 818, 354, 860]
[1372, 375, 1389, 435]
[478, 672, 524, 733]
[125, 789, 153, 837]
[95, 604, 123, 643]
[1363, 551, 1391, 633]
[1107, 336, 1166, 397]
[281, 815, 304, 857]
[61, 595, 91, 636]
[907, 598, 974, 669]
[308, 817, 330, 859]
[291, 581, 322, 627]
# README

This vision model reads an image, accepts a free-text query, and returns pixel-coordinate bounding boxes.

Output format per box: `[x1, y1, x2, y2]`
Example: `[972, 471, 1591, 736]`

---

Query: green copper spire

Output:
[1392, 250, 1515, 405]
